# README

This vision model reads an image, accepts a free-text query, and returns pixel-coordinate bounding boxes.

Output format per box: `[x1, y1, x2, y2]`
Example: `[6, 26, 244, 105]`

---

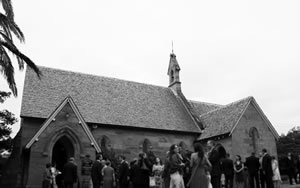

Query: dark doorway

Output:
[52, 136, 74, 188]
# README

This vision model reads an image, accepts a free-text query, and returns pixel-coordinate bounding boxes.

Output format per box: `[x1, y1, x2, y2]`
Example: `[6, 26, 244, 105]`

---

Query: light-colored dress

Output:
[272, 159, 281, 188]
[153, 164, 164, 188]
[169, 153, 185, 188]
[188, 152, 210, 188]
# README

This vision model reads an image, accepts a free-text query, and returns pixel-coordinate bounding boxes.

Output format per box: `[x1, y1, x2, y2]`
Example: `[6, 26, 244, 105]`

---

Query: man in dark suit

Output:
[261, 149, 274, 188]
[245, 152, 260, 188]
[91, 154, 103, 188]
[220, 153, 234, 188]
[286, 152, 298, 185]
[63, 157, 78, 188]
[207, 140, 226, 188]
[118, 155, 130, 188]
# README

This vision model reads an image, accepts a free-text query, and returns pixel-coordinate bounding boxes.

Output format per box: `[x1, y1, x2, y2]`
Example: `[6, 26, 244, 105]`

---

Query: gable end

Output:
[25, 96, 101, 152]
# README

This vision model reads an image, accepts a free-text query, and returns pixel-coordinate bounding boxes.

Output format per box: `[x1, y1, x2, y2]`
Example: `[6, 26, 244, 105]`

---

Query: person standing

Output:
[81, 154, 93, 188]
[207, 140, 226, 188]
[259, 152, 266, 188]
[245, 152, 260, 188]
[162, 151, 171, 188]
[102, 160, 116, 188]
[233, 155, 244, 188]
[129, 158, 140, 188]
[261, 149, 274, 188]
[50, 163, 61, 188]
[118, 155, 130, 188]
[286, 152, 298, 185]
[168, 144, 185, 188]
[271, 156, 281, 188]
[139, 152, 153, 188]
[297, 154, 300, 184]
[91, 155, 104, 188]
[187, 142, 211, 188]
[152, 157, 164, 188]
[220, 153, 234, 188]
[63, 157, 78, 188]
[42, 163, 52, 188]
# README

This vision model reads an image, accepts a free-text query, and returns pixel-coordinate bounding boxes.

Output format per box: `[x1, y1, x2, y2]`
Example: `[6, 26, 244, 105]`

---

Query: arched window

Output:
[142, 139, 152, 153]
[100, 135, 111, 149]
[249, 127, 259, 154]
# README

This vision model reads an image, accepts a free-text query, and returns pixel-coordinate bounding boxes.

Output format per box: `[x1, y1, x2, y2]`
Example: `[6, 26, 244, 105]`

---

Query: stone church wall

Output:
[231, 103, 277, 161]
[92, 126, 197, 162]
[218, 137, 233, 157]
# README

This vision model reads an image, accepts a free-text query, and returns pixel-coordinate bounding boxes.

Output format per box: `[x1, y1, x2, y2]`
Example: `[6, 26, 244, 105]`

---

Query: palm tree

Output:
[0, 0, 41, 96]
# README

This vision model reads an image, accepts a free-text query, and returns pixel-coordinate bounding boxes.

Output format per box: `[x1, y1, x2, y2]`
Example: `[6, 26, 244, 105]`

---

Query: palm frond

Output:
[0, 41, 41, 79]
[1, 0, 14, 20]
[17, 56, 24, 70]
[0, 46, 17, 96]
[8, 20, 24, 42]
[0, 13, 24, 42]
[0, 14, 13, 40]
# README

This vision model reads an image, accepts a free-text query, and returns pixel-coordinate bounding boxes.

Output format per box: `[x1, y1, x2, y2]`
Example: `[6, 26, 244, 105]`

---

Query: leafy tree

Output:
[276, 126, 300, 175]
[0, 0, 41, 96]
[0, 91, 17, 150]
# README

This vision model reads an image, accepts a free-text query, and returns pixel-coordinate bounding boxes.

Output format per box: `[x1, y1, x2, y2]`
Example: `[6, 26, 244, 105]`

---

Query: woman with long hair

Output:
[234, 155, 244, 188]
[271, 156, 281, 188]
[168, 144, 185, 188]
[187, 142, 212, 188]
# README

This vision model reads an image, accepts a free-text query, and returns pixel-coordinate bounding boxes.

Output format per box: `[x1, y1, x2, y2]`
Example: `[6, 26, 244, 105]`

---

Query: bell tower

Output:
[167, 52, 181, 93]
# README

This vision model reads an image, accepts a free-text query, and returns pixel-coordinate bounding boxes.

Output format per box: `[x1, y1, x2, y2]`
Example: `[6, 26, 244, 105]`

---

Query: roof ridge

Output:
[36, 65, 169, 90]
[189, 99, 223, 107]
[199, 96, 253, 117]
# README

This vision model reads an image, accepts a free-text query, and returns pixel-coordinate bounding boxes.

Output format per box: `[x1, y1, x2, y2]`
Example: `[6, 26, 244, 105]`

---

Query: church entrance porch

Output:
[52, 135, 75, 188]
[52, 135, 75, 173]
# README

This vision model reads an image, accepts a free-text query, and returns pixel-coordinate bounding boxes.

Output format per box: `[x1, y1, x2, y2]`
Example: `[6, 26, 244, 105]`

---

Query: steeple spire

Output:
[167, 48, 181, 93]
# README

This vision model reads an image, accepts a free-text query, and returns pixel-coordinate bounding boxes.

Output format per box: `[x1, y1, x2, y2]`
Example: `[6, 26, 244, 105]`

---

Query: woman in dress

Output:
[168, 144, 185, 188]
[152, 157, 164, 188]
[233, 155, 244, 188]
[272, 156, 281, 188]
[187, 142, 212, 188]
[42, 163, 52, 188]
[102, 160, 116, 188]
[50, 163, 61, 188]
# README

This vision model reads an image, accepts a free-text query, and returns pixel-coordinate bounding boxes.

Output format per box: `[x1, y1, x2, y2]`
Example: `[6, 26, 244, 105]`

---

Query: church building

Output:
[2, 53, 279, 187]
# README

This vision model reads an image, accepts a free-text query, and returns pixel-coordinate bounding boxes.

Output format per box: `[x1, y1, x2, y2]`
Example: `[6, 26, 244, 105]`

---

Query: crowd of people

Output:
[42, 140, 299, 188]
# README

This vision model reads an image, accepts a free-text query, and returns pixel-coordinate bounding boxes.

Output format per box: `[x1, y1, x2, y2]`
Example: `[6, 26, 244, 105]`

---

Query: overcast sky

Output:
[1, 0, 300, 137]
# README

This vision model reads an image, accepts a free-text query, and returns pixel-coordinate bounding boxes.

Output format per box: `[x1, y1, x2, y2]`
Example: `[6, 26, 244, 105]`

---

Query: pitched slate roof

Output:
[21, 66, 200, 133]
[198, 97, 252, 139]
[189, 100, 223, 116]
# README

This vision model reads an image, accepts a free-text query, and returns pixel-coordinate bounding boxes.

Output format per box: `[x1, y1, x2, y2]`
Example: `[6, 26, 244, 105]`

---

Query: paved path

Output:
[281, 183, 300, 188]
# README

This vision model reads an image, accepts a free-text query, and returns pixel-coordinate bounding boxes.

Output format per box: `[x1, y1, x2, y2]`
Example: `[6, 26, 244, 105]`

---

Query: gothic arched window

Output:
[249, 127, 259, 154]
[142, 139, 152, 153]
